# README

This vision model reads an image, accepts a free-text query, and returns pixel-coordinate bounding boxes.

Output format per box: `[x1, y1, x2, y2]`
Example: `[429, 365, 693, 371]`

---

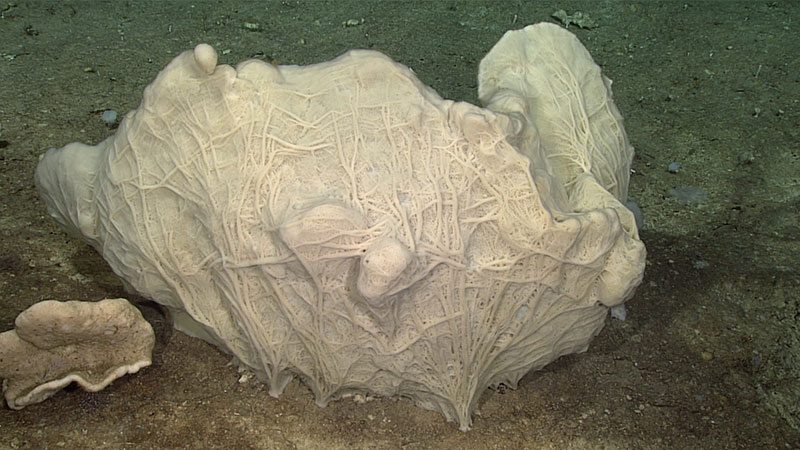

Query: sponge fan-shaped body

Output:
[35, 24, 645, 430]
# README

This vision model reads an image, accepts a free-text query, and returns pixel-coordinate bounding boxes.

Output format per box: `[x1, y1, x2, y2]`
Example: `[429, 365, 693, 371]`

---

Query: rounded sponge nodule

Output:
[193, 43, 218, 75]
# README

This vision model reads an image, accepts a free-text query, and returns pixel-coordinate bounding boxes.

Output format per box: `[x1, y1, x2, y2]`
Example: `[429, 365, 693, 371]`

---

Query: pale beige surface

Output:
[480, 24, 633, 201]
[0, 298, 154, 409]
[32, 23, 644, 430]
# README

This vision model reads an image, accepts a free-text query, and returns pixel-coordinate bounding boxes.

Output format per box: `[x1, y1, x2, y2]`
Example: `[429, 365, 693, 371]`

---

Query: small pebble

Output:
[668, 162, 681, 173]
[237, 369, 254, 383]
[610, 304, 627, 321]
[243, 22, 260, 32]
[102, 109, 118, 124]
[701, 351, 714, 361]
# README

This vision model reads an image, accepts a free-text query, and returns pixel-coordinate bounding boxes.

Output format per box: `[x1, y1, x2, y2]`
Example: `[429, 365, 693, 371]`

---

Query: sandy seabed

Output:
[0, 1, 798, 448]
